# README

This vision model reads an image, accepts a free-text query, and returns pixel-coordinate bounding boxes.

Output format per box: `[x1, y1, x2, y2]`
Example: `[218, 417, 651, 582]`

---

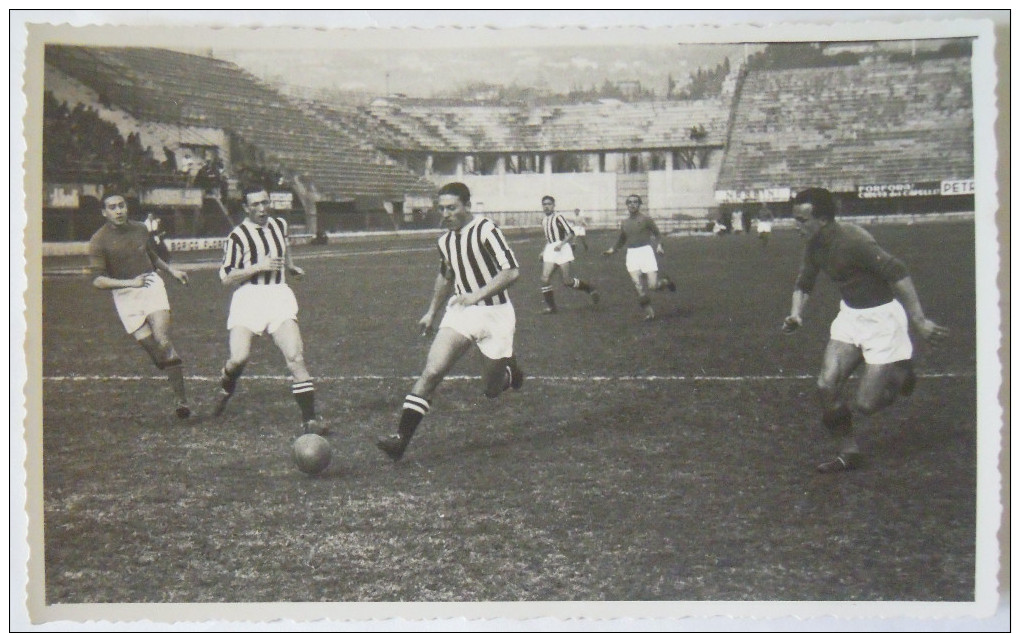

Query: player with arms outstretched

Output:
[783, 187, 949, 473]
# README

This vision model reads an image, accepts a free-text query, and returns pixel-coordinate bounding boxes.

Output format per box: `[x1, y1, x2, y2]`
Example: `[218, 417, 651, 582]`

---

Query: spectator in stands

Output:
[603, 194, 677, 321]
[376, 182, 524, 461]
[163, 146, 177, 173]
[213, 186, 329, 437]
[143, 210, 172, 262]
[88, 188, 192, 421]
[572, 208, 590, 252]
[538, 196, 599, 314]
[741, 203, 755, 233]
[195, 159, 217, 197]
[782, 187, 949, 473]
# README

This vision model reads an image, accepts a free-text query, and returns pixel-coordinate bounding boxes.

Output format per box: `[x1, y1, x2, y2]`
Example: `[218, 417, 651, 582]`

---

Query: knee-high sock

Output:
[292, 380, 316, 422]
[570, 278, 594, 293]
[399, 394, 431, 442]
[541, 286, 556, 310]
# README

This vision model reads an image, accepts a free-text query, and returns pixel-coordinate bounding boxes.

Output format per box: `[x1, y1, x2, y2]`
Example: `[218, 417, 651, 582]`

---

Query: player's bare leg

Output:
[560, 261, 599, 305]
[853, 362, 911, 415]
[273, 319, 324, 434]
[815, 340, 864, 473]
[378, 328, 473, 460]
[540, 260, 558, 314]
[135, 311, 189, 419]
[215, 327, 253, 417]
[630, 270, 654, 320]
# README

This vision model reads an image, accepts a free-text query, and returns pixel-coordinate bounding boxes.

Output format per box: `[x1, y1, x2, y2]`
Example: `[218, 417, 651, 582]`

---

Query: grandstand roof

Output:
[717, 57, 974, 193]
[359, 98, 729, 153]
[45, 45, 435, 202]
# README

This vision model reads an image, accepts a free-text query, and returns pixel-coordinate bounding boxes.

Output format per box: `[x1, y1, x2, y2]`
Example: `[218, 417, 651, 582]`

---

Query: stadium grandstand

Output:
[40, 41, 974, 248]
[43, 45, 436, 244]
[716, 54, 974, 221]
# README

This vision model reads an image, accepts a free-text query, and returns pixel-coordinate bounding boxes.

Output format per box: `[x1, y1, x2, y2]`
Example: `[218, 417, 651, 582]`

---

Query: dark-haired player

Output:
[377, 182, 524, 460]
[88, 189, 191, 420]
[538, 195, 599, 314]
[603, 194, 676, 321]
[213, 186, 328, 436]
[783, 187, 949, 473]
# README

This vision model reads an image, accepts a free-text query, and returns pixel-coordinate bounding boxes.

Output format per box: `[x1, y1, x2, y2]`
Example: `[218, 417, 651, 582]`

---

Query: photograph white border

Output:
[10, 10, 1009, 631]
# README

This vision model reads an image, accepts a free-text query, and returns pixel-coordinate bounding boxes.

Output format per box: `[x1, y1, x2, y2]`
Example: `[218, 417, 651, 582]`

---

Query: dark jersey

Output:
[88, 221, 157, 279]
[220, 217, 290, 286]
[437, 216, 519, 306]
[612, 212, 662, 250]
[795, 222, 910, 309]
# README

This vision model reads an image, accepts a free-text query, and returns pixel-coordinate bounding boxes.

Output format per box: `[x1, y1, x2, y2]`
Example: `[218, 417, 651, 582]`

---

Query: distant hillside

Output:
[213, 44, 750, 100]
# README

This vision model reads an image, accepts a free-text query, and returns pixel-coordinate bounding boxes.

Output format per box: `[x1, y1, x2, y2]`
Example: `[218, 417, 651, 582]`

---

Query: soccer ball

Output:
[292, 433, 332, 475]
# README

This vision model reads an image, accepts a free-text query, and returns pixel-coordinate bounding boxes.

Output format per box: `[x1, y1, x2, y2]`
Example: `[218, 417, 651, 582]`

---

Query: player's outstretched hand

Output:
[917, 319, 950, 345]
[781, 315, 802, 334]
[418, 314, 435, 338]
[172, 269, 189, 286]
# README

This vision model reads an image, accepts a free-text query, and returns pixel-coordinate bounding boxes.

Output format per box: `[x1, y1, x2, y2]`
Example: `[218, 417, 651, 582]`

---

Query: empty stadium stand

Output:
[717, 57, 973, 193]
[45, 45, 435, 203]
[359, 98, 729, 154]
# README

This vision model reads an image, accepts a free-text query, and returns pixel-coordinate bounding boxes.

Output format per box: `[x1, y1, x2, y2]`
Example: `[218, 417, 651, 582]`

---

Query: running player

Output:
[782, 187, 949, 473]
[213, 186, 328, 436]
[88, 189, 192, 420]
[539, 195, 599, 314]
[377, 182, 524, 461]
[572, 208, 590, 252]
[603, 194, 677, 321]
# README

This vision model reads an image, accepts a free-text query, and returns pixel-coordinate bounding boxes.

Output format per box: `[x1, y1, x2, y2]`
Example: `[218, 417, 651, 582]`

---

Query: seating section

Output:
[43, 90, 184, 187]
[360, 99, 729, 152]
[45, 45, 434, 201]
[717, 58, 973, 191]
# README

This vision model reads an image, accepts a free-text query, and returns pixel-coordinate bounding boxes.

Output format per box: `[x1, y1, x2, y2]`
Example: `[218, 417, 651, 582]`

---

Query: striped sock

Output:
[292, 381, 315, 421]
[570, 278, 593, 292]
[399, 394, 430, 440]
[541, 286, 556, 310]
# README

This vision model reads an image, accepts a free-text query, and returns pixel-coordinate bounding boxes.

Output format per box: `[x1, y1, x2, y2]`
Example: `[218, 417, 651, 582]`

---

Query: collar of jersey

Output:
[242, 218, 269, 230]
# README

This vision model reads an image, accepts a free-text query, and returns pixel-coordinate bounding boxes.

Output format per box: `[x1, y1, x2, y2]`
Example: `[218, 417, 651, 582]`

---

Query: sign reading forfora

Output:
[857, 182, 943, 199]
[714, 188, 792, 203]
[940, 179, 975, 196]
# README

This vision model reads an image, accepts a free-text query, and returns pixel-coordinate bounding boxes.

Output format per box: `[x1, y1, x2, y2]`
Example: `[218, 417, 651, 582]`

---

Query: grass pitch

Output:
[39, 222, 979, 604]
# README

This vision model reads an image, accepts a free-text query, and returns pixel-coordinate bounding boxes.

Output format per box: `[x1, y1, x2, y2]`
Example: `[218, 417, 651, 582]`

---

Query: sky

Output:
[213, 43, 749, 100]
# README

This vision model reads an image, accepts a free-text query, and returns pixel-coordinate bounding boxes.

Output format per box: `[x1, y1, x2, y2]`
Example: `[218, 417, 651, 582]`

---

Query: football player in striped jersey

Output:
[538, 195, 599, 314]
[377, 182, 524, 460]
[213, 186, 327, 436]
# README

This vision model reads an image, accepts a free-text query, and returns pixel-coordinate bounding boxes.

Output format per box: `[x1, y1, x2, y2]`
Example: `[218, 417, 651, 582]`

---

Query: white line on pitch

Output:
[41, 372, 973, 383]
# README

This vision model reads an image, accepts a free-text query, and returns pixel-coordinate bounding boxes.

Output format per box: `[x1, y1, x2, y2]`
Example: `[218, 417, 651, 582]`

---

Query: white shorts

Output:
[757, 221, 772, 234]
[111, 272, 170, 334]
[574, 227, 587, 237]
[227, 283, 299, 335]
[625, 245, 659, 274]
[830, 300, 913, 364]
[542, 242, 575, 266]
[439, 298, 516, 360]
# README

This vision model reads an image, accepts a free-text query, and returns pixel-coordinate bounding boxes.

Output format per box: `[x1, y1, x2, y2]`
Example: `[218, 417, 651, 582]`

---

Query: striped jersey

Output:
[542, 212, 575, 244]
[220, 217, 290, 285]
[437, 216, 519, 306]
